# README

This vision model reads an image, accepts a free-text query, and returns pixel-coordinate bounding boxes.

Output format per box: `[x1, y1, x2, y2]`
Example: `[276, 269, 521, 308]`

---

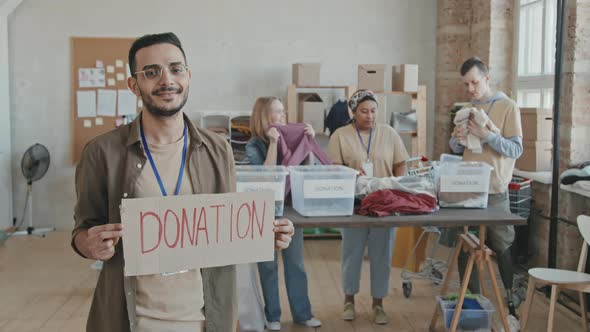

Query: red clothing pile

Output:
[357, 189, 438, 217]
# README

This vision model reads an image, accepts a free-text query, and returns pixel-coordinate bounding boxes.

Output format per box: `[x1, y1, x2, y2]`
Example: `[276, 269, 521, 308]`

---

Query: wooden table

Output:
[283, 206, 526, 332]
[283, 206, 526, 228]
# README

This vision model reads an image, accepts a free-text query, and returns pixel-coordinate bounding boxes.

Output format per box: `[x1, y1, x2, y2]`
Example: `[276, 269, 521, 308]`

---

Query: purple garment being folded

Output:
[271, 123, 331, 166]
[270, 123, 332, 196]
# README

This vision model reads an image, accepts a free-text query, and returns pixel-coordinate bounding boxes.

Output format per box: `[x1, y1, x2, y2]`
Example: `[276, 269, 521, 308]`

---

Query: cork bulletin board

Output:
[70, 37, 139, 164]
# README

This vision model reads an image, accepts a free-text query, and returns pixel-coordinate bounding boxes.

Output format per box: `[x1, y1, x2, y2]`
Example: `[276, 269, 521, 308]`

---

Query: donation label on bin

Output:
[438, 161, 492, 209]
[290, 165, 357, 216]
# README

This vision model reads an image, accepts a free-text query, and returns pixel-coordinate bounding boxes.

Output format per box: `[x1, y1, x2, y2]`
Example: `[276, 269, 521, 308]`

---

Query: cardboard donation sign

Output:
[121, 192, 275, 276]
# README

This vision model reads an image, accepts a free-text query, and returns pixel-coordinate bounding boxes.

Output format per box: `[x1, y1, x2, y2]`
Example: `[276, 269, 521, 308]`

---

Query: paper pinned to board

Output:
[107, 78, 116, 86]
[83, 119, 92, 128]
[116, 60, 124, 68]
[97, 89, 117, 117]
[118, 89, 137, 116]
[76, 90, 96, 118]
[126, 63, 132, 78]
[107, 65, 115, 73]
[96, 60, 104, 68]
[78, 68, 105, 88]
[116, 73, 125, 81]
[95, 117, 104, 125]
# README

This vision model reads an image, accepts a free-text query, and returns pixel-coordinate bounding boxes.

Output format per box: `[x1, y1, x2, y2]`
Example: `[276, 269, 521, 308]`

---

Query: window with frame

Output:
[514, 0, 557, 109]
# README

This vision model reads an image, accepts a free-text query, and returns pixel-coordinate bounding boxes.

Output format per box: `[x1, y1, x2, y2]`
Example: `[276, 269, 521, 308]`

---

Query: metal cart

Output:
[400, 157, 457, 298]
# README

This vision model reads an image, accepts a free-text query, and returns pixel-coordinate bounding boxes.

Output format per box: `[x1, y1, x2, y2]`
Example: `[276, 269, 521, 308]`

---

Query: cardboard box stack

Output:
[392, 64, 418, 92]
[298, 93, 325, 134]
[292, 63, 321, 87]
[515, 108, 553, 171]
[357, 64, 386, 92]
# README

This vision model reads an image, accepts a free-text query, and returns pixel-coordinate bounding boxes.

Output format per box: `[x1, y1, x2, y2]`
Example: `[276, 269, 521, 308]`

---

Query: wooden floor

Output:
[0, 232, 583, 331]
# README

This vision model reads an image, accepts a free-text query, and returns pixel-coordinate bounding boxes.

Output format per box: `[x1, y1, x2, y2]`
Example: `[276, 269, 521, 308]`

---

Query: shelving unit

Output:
[195, 110, 252, 164]
[287, 84, 427, 158]
[286, 84, 356, 124]
[374, 85, 427, 158]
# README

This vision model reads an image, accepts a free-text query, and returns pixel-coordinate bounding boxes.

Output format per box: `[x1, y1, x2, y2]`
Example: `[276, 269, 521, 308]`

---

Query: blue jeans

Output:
[341, 227, 396, 299]
[257, 228, 312, 322]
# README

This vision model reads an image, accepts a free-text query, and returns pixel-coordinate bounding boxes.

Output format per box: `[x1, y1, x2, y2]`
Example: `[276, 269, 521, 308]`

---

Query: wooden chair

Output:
[520, 215, 590, 331]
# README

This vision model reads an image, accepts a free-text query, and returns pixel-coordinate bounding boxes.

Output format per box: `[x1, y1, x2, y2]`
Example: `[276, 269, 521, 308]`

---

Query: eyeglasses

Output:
[134, 64, 189, 81]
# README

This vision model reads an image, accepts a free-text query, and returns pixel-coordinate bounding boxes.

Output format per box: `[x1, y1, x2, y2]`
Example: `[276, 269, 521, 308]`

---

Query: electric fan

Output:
[12, 143, 54, 237]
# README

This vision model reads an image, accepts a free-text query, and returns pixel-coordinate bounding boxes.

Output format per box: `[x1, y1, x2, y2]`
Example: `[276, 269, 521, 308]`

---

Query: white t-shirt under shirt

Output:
[134, 135, 205, 332]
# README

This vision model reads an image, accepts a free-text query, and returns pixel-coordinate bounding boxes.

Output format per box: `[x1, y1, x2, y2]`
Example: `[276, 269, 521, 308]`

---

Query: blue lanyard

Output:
[472, 98, 499, 116]
[140, 121, 188, 196]
[354, 123, 373, 159]
[485, 100, 497, 115]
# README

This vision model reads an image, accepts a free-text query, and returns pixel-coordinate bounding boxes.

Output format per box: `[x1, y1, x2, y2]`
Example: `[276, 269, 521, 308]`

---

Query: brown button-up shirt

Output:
[72, 112, 237, 332]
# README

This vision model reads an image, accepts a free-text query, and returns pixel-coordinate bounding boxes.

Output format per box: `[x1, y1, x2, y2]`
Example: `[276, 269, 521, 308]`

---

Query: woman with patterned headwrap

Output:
[327, 89, 409, 325]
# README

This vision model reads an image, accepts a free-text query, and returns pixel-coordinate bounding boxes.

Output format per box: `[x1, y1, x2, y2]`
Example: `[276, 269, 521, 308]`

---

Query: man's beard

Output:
[140, 86, 188, 118]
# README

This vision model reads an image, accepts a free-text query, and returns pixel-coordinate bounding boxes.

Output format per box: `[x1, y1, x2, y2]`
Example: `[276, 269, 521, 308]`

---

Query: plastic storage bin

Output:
[437, 295, 495, 331]
[236, 166, 288, 217]
[438, 161, 493, 208]
[440, 153, 463, 162]
[289, 165, 357, 216]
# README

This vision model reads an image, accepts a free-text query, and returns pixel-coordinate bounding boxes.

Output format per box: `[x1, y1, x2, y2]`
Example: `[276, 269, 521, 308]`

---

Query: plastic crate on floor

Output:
[437, 295, 495, 331]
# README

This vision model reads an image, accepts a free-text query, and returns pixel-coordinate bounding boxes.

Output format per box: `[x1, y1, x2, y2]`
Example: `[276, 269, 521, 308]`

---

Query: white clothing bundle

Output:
[355, 175, 437, 198]
[454, 107, 499, 154]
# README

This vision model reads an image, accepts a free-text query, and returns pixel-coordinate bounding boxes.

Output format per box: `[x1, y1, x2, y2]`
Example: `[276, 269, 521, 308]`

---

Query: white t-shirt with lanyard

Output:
[134, 120, 206, 332]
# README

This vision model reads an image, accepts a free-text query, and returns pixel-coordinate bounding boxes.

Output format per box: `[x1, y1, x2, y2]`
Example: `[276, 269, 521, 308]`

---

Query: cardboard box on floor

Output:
[392, 64, 418, 92]
[292, 63, 321, 87]
[298, 93, 325, 134]
[516, 141, 553, 172]
[520, 108, 553, 141]
[358, 64, 386, 92]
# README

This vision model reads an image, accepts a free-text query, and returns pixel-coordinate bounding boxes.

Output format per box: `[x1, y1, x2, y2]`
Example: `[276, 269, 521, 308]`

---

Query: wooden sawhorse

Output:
[429, 226, 511, 332]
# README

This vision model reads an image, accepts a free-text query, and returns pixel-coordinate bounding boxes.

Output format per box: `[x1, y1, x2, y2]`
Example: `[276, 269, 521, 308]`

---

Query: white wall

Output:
[8, 0, 437, 231]
[1, 12, 13, 230]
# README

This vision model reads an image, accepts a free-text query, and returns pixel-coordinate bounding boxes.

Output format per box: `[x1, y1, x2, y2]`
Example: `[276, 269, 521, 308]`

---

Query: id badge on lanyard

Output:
[361, 159, 374, 177]
[355, 124, 373, 177]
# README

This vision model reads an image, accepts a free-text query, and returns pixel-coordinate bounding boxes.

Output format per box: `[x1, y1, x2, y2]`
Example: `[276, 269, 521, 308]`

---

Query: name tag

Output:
[361, 160, 374, 177]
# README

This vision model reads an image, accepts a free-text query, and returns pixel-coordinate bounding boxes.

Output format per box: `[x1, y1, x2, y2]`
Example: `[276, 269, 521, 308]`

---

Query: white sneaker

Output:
[342, 302, 355, 321]
[296, 317, 322, 327]
[266, 321, 281, 331]
[500, 315, 520, 332]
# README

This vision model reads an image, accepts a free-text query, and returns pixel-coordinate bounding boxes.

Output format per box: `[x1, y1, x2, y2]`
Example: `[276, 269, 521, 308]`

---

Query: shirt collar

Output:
[126, 111, 206, 149]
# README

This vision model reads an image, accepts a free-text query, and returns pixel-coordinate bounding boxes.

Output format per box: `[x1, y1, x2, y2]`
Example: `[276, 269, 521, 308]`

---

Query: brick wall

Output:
[489, 0, 514, 95]
[567, 1, 590, 166]
[434, 0, 473, 157]
[527, 183, 590, 269]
